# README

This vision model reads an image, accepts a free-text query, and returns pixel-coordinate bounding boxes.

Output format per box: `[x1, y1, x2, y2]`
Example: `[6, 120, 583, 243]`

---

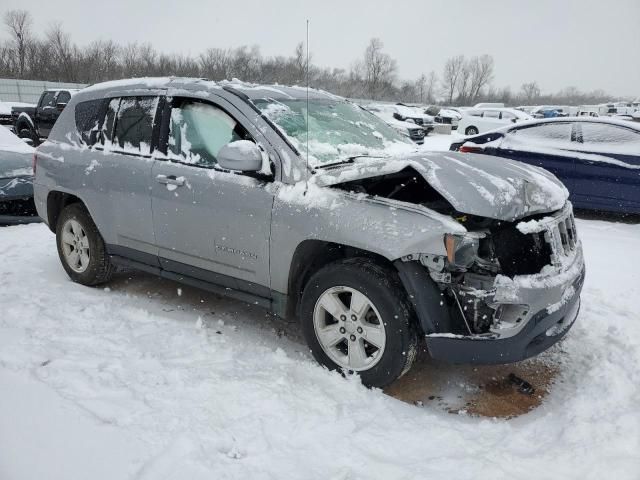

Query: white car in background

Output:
[365, 104, 427, 143]
[457, 108, 533, 136]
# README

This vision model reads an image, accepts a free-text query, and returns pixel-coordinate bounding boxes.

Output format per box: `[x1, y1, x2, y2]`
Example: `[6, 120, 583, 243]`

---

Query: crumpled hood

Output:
[314, 151, 569, 221]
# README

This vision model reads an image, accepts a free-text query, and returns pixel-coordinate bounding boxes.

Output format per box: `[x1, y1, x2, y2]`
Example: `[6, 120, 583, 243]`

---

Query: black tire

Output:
[18, 127, 38, 146]
[56, 203, 114, 286]
[465, 126, 479, 136]
[300, 258, 418, 388]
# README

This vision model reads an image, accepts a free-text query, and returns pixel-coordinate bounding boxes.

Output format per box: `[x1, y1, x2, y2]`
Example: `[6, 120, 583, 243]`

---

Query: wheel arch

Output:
[46, 191, 84, 233]
[285, 240, 399, 320]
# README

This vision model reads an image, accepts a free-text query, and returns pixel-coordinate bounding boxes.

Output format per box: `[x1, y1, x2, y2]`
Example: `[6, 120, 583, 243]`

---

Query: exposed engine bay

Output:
[333, 167, 577, 336]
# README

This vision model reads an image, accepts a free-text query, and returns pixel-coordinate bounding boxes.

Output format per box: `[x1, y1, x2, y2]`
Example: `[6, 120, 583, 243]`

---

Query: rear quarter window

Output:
[75, 99, 106, 146]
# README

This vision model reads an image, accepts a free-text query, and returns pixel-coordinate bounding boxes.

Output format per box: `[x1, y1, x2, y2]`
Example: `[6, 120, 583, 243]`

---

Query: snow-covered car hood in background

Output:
[314, 151, 569, 222]
[0, 126, 34, 177]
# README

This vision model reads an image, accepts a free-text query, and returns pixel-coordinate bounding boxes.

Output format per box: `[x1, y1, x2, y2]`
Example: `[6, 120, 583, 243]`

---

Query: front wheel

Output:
[465, 126, 479, 136]
[300, 258, 418, 388]
[56, 203, 114, 286]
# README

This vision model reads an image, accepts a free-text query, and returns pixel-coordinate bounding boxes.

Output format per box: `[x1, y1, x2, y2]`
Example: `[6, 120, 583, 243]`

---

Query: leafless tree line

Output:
[1, 9, 613, 106]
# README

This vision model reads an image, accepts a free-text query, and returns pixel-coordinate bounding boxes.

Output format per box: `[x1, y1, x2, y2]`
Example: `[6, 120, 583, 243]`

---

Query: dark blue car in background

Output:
[451, 118, 640, 214]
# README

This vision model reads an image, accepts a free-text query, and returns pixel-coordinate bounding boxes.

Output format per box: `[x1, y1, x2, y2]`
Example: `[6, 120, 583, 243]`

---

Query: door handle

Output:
[156, 174, 185, 186]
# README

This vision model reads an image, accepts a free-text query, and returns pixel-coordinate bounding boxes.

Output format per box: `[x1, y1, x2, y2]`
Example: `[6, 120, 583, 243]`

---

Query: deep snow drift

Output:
[1, 217, 639, 479]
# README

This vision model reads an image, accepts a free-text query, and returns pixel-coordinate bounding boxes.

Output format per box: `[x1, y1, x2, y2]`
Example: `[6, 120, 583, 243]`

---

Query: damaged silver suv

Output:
[33, 78, 585, 388]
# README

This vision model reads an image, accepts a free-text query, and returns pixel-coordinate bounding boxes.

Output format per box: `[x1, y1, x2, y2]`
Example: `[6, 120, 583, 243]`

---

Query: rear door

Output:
[572, 122, 640, 213]
[495, 122, 578, 196]
[150, 94, 276, 294]
[86, 95, 161, 261]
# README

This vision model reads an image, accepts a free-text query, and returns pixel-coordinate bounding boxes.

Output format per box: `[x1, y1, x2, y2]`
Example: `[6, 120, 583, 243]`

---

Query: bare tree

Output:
[199, 47, 233, 80]
[46, 24, 77, 81]
[520, 81, 541, 103]
[293, 42, 311, 84]
[468, 55, 494, 102]
[362, 38, 397, 100]
[441, 55, 465, 104]
[4, 10, 32, 76]
[424, 71, 438, 103]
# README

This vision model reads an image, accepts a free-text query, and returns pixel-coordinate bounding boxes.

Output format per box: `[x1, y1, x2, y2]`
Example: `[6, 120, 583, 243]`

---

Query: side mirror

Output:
[56, 102, 67, 111]
[217, 141, 262, 172]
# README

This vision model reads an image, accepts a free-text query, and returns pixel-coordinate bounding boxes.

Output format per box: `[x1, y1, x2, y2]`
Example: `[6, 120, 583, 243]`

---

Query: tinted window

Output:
[581, 123, 640, 145]
[580, 123, 640, 156]
[113, 96, 159, 155]
[57, 91, 71, 104]
[168, 99, 251, 167]
[509, 123, 572, 146]
[39, 92, 56, 108]
[101, 97, 120, 146]
[75, 99, 105, 145]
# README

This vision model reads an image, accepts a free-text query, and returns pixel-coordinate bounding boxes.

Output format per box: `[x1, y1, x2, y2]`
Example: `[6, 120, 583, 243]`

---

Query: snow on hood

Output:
[314, 151, 569, 221]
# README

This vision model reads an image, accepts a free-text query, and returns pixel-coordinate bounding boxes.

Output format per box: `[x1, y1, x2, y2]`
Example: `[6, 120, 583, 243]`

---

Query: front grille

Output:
[490, 206, 578, 276]
[543, 209, 578, 265]
[409, 129, 425, 140]
[0, 114, 12, 126]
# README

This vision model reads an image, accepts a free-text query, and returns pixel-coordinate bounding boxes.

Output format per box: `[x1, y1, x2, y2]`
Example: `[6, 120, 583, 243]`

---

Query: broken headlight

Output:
[444, 233, 483, 269]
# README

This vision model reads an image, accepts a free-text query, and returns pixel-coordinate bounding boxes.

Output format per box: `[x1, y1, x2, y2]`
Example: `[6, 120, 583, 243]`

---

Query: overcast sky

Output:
[2, 0, 639, 97]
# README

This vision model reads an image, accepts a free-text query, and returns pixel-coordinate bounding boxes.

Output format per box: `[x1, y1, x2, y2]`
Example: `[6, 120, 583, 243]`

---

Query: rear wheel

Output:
[465, 126, 479, 136]
[300, 258, 418, 388]
[56, 203, 114, 286]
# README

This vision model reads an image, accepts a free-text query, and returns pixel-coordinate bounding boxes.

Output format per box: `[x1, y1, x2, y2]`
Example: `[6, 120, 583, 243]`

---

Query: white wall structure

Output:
[0, 78, 87, 104]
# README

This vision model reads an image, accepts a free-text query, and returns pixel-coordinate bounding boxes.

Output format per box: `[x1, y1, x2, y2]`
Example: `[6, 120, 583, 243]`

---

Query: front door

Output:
[150, 94, 275, 293]
[571, 122, 640, 212]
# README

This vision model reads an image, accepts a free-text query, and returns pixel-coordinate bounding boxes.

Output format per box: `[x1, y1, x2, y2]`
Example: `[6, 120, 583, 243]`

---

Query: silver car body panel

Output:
[33, 78, 584, 361]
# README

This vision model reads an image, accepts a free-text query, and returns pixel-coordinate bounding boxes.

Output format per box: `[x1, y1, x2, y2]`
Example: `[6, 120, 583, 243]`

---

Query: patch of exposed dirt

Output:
[385, 347, 559, 418]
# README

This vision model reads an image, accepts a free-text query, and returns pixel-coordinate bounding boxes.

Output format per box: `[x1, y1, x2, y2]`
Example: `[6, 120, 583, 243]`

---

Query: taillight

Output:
[32, 151, 37, 175]
[459, 145, 484, 153]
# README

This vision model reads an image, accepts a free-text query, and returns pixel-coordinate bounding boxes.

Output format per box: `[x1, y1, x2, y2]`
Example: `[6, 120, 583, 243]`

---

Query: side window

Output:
[39, 92, 56, 109]
[580, 123, 640, 153]
[56, 91, 71, 105]
[501, 111, 516, 120]
[167, 99, 252, 168]
[113, 96, 159, 155]
[483, 110, 500, 119]
[504, 123, 573, 149]
[74, 99, 106, 145]
[101, 98, 120, 146]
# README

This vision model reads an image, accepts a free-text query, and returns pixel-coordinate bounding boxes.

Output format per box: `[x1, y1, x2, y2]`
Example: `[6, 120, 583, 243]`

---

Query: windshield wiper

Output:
[314, 155, 385, 170]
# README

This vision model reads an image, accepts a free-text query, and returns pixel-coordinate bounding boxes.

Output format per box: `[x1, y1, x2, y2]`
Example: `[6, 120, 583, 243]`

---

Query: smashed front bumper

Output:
[426, 238, 585, 364]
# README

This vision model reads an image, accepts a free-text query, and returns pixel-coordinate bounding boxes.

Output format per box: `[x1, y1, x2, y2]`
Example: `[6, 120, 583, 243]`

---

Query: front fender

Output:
[269, 182, 463, 294]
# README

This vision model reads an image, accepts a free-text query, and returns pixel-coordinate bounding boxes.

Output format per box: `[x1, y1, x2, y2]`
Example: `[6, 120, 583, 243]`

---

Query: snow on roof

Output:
[223, 79, 340, 101]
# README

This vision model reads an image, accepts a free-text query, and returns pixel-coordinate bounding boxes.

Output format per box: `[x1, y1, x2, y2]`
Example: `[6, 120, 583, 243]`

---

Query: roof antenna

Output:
[304, 19, 310, 194]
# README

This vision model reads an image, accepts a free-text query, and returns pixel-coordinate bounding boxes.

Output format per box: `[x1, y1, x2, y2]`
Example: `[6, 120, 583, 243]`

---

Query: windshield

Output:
[253, 98, 416, 166]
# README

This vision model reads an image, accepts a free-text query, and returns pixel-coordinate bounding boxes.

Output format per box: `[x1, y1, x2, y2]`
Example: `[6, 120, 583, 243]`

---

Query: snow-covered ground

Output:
[1, 133, 639, 479]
